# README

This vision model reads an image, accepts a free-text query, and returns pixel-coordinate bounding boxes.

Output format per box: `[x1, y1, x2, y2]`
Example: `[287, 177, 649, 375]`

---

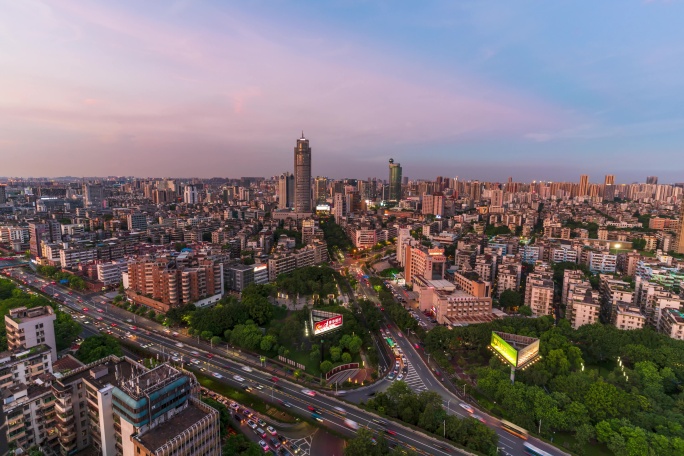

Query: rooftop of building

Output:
[6, 305, 54, 323]
[53, 356, 139, 392]
[52, 354, 85, 375]
[135, 401, 213, 453]
[663, 307, 684, 323]
[0, 344, 51, 367]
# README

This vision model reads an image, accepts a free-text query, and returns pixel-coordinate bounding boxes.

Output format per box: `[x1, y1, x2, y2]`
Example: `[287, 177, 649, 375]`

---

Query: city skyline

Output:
[2, 1, 684, 181]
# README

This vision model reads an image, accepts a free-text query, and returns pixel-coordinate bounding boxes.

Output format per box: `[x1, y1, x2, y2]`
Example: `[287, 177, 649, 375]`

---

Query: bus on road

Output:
[500, 419, 528, 440]
[523, 442, 553, 456]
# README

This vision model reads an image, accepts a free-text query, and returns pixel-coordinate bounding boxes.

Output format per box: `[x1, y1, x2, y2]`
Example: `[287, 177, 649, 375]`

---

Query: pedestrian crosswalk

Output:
[390, 360, 428, 393]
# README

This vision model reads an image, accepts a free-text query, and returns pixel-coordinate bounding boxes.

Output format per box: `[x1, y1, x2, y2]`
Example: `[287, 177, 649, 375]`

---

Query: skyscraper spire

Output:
[301, 130, 305, 139]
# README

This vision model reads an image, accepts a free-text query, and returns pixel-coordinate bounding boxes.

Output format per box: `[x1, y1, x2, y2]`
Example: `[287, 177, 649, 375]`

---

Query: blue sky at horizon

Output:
[1, 0, 683, 183]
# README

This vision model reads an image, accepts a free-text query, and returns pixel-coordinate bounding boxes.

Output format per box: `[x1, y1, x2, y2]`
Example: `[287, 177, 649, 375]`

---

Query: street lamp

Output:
[447, 399, 451, 415]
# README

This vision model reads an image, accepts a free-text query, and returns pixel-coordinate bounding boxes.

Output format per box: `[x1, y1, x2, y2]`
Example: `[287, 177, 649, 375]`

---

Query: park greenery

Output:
[275, 265, 340, 298]
[75, 334, 123, 363]
[424, 316, 684, 455]
[320, 217, 353, 254]
[365, 381, 498, 455]
[0, 277, 81, 352]
[35, 265, 87, 290]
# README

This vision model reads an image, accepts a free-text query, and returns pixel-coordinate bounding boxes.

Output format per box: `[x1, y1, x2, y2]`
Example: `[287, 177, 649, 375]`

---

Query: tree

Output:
[309, 348, 321, 362]
[347, 335, 363, 354]
[54, 311, 81, 351]
[320, 360, 333, 374]
[499, 289, 522, 309]
[200, 330, 213, 340]
[75, 335, 122, 363]
[260, 335, 277, 351]
[210, 336, 222, 346]
[330, 346, 342, 362]
[518, 305, 533, 316]
[342, 352, 352, 363]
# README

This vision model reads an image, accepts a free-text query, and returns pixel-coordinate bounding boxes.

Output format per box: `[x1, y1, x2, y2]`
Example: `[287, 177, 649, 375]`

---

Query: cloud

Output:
[0, 0, 569, 177]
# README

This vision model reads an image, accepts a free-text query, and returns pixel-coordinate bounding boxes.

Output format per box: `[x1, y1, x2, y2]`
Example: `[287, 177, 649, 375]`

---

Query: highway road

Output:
[343, 264, 567, 456]
[5, 268, 475, 456]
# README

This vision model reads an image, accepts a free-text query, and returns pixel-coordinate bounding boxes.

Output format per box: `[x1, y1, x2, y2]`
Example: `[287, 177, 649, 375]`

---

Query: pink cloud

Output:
[0, 1, 571, 177]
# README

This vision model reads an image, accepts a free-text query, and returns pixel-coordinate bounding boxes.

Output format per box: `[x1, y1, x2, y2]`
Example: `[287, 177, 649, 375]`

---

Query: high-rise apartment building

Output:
[646, 176, 659, 185]
[0, 184, 6, 204]
[5, 306, 57, 361]
[388, 158, 402, 201]
[579, 174, 589, 197]
[314, 177, 327, 204]
[675, 202, 684, 254]
[51, 357, 220, 456]
[28, 220, 61, 259]
[183, 184, 199, 204]
[278, 172, 295, 209]
[294, 133, 312, 213]
[404, 244, 446, 285]
[83, 183, 104, 207]
[127, 212, 147, 231]
[604, 174, 615, 186]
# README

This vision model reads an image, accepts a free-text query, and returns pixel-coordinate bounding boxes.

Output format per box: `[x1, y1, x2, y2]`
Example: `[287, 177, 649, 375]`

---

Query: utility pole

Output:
[538, 419, 542, 435]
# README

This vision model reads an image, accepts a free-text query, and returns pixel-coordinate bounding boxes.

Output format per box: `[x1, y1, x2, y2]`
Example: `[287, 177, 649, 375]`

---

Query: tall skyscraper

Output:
[314, 176, 327, 204]
[675, 203, 684, 254]
[388, 158, 402, 201]
[294, 132, 312, 212]
[0, 184, 6, 204]
[278, 172, 295, 209]
[604, 175, 615, 186]
[647, 176, 659, 185]
[579, 174, 589, 197]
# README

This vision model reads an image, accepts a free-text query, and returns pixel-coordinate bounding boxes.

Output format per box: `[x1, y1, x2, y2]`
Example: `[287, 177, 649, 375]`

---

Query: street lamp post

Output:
[443, 420, 446, 438]
[447, 399, 451, 415]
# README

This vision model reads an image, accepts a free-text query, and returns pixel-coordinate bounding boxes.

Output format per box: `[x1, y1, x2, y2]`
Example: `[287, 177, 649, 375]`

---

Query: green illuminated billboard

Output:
[491, 332, 518, 367]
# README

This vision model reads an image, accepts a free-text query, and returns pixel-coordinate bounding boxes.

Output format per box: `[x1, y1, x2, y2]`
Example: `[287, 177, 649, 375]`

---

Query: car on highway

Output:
[242, 384, 252, 392]
[97, 316, 103, 321]
[190, 358, 200, 365]
[256, 428, 267, 438]
[233, 375, 245, 382]
[171, 356, 180, 362]
[301, 389, 316, 397]
[277, 434, 288, 444]
[229, 402, 239, 410]
[387, 372, 395, 381]
[279, 400, 292, 408]
[257, 418, 266, 427]
[242, 366, 253, 372]
[414, 343, 420, 349]
[459, 403, 474, 414]
[243, 409, 253, 418]
[372, 418, 388, 427]
[289, 442, 300, 454]
[385, 429, 397, 436]
[306, 405, 321, 414]
[344, 418, 359, 430]
[247, 420, 257, 429]
[266, 426, 277, 436]
[234, 414, 245, 424]
[255, 384, 264, 390]
[206, 353, 213, 358]
[333, 406, 346, 415]
[212, 372, 223, 379]
[397, 373, 404, 381]
[472, 414, 486, 424]
[311, 413, 323, 422]
[97, 308, 104, 313]
[269, 436, 281, 449]
[271, 376, 279, 382]
[111, 323, 117, 327]
[258, 440, 270, 452]
[191, 351, 200, 356]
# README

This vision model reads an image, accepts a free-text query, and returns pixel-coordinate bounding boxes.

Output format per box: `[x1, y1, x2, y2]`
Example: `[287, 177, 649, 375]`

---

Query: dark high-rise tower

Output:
[388, 158, 402, 201]
[294, 132, 312, 212]
[646, 176, 658, 185]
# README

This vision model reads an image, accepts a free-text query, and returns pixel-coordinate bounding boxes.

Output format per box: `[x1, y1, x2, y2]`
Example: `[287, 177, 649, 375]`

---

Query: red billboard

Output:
[313, 315, 343, 335]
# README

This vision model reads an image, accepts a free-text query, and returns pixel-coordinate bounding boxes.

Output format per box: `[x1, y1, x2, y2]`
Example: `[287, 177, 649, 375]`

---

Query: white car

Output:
[247, 420, 257, 429]
[333, 406, 346, 415]
[191, 351, 200, 356]
[301, 389, 316, 397]
[171, 356, 180, 362]
[459, 403, 474, 414]
[191, 358, 200, 365]
[212, 372, 223, 379]
[397, 373, 404, 381]
[229, 402, 239, 410]
[258, 440, 270, 452]
[266, 426, 277, 436]
[233, 375, 245, 382]
[242, 366, 253, 372]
